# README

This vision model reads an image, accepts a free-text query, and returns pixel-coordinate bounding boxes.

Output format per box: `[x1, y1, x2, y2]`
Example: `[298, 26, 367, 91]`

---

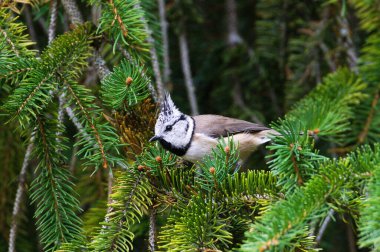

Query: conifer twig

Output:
[8, 135, 35, 252]
[179, 28, 199, 115]
[65, 82, 109, 169]
[290, 152, 303, 185]
[158, 0, 170, 84]
[358, 91, 379, 144]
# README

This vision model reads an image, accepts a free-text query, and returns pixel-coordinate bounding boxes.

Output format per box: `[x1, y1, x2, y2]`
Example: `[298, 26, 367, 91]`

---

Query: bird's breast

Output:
[183, 133, 218, 163]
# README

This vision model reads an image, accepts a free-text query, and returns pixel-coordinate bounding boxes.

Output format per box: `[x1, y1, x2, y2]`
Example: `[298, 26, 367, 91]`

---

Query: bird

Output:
[149, 93, 279, 163]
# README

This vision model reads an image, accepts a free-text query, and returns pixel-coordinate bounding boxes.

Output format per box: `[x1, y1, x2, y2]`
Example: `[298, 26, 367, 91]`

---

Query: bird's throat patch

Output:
[159, 138, 187, 156]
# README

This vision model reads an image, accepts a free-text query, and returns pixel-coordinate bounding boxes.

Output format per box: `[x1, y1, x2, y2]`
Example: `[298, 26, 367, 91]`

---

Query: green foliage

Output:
[158, 195, 233, 251]
[286, 68, 367, 143]
[89, 169, 152, 251]
[3, 0, 380, 252]
[268, 120, 326, 192]
[0, 8, 35, 57]
[196, 137, 240, 192]
[101, 59, 150, 110]
[91, 0, 150, 59]
[358, 165, 380, 250]
[1, 24, 92, 128]
[240, 159, 351, 251]
[63, 79, 123, 172]
[30, 114, 83, 252]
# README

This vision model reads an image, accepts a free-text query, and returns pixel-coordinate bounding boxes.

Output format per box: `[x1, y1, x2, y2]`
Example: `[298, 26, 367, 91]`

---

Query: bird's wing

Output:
[192, 114, 271, 138]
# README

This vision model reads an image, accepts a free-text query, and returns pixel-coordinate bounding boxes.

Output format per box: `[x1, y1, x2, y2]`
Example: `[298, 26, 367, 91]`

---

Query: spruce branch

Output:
[94, 50, 111, 79]
[63, 79, 123, 170]
[90, 170, 152, 251]
[158, 195, 233, 251]
[30, 114, 84, 252]
[101, 58, 151, 110]
[0, 8, 35, 57]
[240, 160, 349, 251]
[1, 24, 93, 128]
[358, 165, 380, 250]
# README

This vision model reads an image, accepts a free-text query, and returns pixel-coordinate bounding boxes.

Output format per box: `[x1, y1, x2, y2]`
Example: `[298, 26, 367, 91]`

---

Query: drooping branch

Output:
[64, 82, 109, 169]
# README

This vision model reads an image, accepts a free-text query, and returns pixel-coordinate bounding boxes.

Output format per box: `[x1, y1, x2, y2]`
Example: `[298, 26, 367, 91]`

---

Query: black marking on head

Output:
[158, 117, 195, 157]
[164, 114, 187, 132]
[159, 138, 187, 156]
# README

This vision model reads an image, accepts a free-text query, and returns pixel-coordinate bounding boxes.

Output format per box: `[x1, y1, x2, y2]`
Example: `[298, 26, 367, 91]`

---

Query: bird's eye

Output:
[165, 125, 172, 131]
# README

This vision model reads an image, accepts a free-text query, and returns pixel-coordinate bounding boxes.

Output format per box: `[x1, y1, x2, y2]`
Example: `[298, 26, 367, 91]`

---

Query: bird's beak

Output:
[149, 135, 160, 142]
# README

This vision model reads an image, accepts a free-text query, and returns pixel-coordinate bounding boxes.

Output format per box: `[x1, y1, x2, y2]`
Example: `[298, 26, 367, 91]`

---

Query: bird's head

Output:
[150, 93, 194, 155]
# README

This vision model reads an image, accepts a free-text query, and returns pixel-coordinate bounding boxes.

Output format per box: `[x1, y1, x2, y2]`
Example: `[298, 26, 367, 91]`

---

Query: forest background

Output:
[0, 0, 380, 251]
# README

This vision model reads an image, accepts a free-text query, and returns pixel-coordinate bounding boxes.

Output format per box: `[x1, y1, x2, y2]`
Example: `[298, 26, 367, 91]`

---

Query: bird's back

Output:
[192, 114, 271, 138]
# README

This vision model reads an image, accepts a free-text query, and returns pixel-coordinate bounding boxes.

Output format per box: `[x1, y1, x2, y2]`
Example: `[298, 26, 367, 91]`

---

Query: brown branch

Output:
[291, 154, 303, 185]
[109, 0, 128, 37]
[290, 144, 303, 185]
[358, 91, 379, 144]
[0, 67, 34, 78]
[258, 222, 293, 252]
[17, 72, 54, 116]
[0, 27, 19, 56]
[65, 82, 109, 169]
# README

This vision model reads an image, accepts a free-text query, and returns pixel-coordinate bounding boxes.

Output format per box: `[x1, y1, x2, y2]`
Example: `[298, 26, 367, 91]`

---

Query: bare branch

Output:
[179, 29, 199, 115]
[337, 16, 358, 72]
[8, 135, 35, 252]
[226, 0, 262, 123]
[148, 207, 157, 252]
[61, 0, 83, 25]
[158, 0, 171, 84]
[48, 0, 58, 44]
[94, 50, 111, 80]
[316, 209, 334, 244]
[146, 24, 164, 101]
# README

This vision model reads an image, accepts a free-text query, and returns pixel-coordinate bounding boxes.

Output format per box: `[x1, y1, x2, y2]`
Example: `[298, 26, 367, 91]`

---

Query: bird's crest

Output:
[157, 92, 182, 123]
